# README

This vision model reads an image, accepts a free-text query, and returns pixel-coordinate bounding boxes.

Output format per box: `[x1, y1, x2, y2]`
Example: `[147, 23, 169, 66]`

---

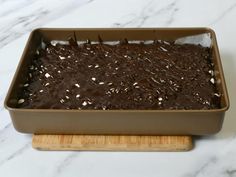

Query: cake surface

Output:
[17, 40, 221, 110]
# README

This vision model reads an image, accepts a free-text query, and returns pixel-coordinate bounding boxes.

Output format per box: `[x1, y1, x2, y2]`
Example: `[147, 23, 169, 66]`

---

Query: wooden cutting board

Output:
[32, 135, 193, 151]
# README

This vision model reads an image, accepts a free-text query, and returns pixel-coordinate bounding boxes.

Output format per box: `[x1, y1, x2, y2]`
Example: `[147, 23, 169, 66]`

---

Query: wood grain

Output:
[32, 135, 193, 151]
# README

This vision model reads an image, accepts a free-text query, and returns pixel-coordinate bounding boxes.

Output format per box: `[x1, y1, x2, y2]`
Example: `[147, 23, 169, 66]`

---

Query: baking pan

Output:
[4, 28, 229, 135]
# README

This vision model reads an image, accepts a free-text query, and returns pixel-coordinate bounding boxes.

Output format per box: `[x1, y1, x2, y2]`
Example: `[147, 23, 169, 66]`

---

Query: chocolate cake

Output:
[17, 39, 221, 110]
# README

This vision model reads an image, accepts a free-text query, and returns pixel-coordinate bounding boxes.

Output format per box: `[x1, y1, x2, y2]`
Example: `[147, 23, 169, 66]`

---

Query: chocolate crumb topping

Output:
[18, 40, 221, 110]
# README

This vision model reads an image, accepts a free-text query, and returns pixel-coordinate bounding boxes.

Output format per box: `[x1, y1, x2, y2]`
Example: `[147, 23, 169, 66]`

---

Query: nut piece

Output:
[45, 73, 50, 78]
[18, 99, 25, 104]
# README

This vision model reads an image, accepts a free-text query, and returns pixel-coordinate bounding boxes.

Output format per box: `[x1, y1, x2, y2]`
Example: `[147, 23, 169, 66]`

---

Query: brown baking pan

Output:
[4, 28, 229, 135]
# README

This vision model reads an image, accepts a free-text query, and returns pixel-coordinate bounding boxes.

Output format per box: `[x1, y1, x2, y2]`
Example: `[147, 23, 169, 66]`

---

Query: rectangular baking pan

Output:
[4, 28, 229, 135]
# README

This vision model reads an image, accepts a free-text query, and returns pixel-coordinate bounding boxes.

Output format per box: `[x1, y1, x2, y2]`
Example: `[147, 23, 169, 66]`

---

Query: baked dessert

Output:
[17, 39, 221, 110]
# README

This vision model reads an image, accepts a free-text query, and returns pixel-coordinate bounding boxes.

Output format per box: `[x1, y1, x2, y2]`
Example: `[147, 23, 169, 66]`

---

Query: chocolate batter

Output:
[17, 39, 221, 109]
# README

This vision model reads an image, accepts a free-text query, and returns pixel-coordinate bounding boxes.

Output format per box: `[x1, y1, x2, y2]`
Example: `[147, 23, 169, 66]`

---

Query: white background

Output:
[0, 0, 236, 176]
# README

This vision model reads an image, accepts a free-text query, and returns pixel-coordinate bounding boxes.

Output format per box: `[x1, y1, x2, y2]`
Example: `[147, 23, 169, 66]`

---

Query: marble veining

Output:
[53, 152, 80, 176]
[0, 0, 90, 48]
[0, 142, 31, 167]
[209, 1, 236, 25]
[113, 0, 179, 27]
[0, 0, 236, 177]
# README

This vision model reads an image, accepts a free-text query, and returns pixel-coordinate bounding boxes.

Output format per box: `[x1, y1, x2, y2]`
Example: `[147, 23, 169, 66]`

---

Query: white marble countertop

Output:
[0, 0, 236, 176]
